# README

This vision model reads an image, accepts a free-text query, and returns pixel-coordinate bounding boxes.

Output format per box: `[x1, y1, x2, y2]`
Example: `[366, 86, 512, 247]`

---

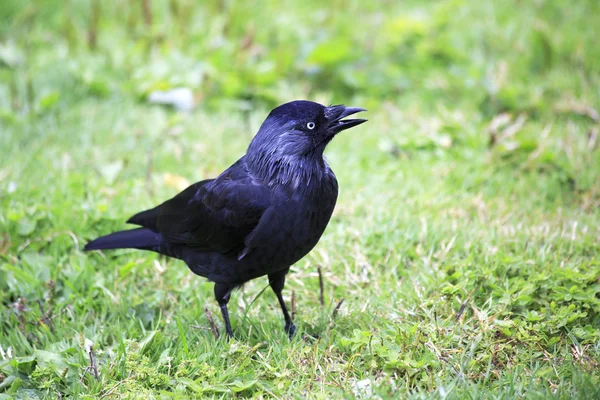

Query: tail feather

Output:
[84, 228, 162, 251]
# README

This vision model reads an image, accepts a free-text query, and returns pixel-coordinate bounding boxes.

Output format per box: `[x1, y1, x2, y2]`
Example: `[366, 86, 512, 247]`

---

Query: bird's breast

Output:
[220, 173, 339, 282]
[280, 174, 338, 244]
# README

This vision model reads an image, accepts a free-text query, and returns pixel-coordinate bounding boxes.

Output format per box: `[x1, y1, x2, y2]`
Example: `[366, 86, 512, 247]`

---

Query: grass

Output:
[1, 0, 600, 398]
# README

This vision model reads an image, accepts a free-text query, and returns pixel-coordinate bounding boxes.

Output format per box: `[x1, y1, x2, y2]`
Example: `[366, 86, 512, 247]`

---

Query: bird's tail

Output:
[84, 228, 162, 251]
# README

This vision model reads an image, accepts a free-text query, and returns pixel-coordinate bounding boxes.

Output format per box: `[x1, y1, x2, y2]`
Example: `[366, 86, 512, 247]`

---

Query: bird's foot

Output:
[284, 322, 296, 340]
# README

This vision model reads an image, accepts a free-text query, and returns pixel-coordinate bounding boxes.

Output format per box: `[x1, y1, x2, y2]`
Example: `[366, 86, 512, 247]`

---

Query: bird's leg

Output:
[268, 269, 296, 339]
[214, 283, 234, 339]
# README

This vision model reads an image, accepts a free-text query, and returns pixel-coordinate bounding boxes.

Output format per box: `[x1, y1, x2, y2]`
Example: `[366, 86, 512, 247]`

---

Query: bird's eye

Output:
[306, 122, 316, 130]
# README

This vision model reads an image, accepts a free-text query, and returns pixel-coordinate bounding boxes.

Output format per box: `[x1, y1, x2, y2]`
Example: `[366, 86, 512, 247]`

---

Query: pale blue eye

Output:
[307, 122, 316, 130]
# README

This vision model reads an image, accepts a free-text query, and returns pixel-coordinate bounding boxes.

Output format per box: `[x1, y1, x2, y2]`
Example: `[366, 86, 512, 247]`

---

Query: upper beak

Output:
[326, 105, 368, 134]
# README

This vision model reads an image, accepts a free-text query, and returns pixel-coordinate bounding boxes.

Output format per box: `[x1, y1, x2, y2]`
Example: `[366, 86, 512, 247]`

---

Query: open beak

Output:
[326, 105, 367, 134]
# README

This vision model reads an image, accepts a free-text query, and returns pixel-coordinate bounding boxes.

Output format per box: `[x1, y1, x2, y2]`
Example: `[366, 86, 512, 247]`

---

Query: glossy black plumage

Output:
[84, 100, 367, 338]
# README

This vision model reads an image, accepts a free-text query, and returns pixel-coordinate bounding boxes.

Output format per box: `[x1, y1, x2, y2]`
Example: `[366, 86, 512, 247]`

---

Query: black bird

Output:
[84, 100, 367, 339]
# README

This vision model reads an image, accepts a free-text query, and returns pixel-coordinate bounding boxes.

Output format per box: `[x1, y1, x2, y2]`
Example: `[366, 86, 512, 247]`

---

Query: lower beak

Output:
[326, 106, 368, 134]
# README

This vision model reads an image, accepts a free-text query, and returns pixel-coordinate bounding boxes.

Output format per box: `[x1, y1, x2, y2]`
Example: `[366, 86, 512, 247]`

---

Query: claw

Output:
[285, 322, 296, 340]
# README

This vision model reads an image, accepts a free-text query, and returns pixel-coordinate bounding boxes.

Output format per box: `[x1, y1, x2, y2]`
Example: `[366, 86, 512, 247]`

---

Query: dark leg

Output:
[214, 283, 234, 339]
[268, 269, 296, 339]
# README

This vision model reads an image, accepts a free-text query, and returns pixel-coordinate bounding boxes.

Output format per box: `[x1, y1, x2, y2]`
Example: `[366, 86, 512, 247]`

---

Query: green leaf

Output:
[16, 217, 36, 236]
[230, 379, 258, 393]
[38, 91, 60, 110]
[34, 350, 68, 373]
[15, 355, 36, 375]
[140, 330, 158, 354]
[177, 377, 204, 393]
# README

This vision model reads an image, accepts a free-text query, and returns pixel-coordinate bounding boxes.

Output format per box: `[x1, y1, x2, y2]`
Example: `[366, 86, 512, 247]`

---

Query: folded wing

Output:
[127, 160, 272, 256]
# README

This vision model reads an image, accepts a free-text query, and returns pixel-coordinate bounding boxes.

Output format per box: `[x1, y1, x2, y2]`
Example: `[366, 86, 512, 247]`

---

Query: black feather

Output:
[84, 228, 162, 251]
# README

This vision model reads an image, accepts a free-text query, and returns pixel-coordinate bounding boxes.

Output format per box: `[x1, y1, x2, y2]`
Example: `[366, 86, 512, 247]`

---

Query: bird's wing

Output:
[127, 161, 272, 255]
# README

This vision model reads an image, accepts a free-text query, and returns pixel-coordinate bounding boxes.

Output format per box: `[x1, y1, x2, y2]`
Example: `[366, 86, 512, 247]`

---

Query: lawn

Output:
[1, 0, 600, 398]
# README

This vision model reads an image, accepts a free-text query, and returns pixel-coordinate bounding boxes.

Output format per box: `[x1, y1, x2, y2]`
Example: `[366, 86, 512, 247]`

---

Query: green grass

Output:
[1, 0, 600, 398]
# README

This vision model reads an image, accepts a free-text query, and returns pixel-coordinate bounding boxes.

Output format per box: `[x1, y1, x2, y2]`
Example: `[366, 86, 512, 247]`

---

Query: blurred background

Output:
[1, 0, 600, 398]
[1, 0, 598, 115]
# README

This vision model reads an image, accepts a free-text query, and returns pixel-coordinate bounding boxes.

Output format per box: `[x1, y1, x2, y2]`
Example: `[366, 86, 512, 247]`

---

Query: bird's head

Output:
[246, 100, 367, 184]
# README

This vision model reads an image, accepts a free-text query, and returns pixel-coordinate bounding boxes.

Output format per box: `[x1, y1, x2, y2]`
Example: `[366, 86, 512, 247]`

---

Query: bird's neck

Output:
[244, 151, 331, 189]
